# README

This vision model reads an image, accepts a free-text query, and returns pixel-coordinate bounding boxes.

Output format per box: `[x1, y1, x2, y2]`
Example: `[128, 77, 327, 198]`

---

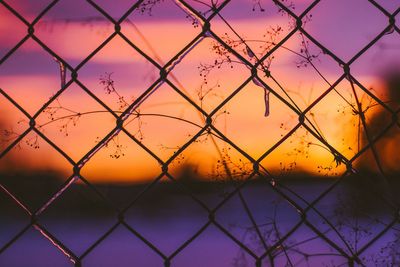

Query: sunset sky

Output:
[0, 0, 399, 182]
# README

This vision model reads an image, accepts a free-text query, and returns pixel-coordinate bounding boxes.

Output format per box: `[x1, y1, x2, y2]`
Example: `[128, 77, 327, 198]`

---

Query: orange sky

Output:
[1, 0, 399, 182]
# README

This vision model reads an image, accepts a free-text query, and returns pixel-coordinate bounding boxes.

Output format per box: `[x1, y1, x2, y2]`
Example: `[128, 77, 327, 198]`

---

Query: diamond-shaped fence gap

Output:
[208, 2, 294, 62]
[0, 39, 62, 115]
[34, 83, 117, 162]
[120, 0, 202, 65]
[304, 0, 389, 62]
[0, 226, 73, 267]
[350, 32, 400, 78]
[0, 3, 27, 59]
[264, 223, 347, 267]
[171, 224, 256, 267]
[211, 82, 300, 160]
[0, 188, 30, 250]
[259, 125, 347, 178]
[354, 226, 400, 266]
[77, 35, 160, 113]
[166, 139, 255, 209]
[34, 0, 115, 66]
[306, 173, 396, 257]
[214, 180, 302, 258]
[123, 175, 209, 256]
[340, 80, 397, 172]
[122, 82, 205, 162]
[167, 36, 251, 114]
[79, 131, 162, 205]
[257, 34, 347, 111]
[82, 224, 163, 267]
[172, 132, 255, 183]
[301, 79, 364, 162]
[37, 181, 117, 257]
[0, 133, 73, 211]
[2, 0, 54, 22]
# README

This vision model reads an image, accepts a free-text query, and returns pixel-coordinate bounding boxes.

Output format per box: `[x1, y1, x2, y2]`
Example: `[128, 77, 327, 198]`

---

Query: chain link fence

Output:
[1, 0, 400, 266]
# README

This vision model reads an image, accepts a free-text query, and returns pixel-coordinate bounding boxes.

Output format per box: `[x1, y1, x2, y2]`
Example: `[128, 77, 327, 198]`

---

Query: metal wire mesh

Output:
[0, 0, 399, 266]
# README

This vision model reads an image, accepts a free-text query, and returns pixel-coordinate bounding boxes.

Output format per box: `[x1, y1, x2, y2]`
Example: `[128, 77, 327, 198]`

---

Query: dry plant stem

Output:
[211, 10, 349, 163]
[212, 9, 377, 172]
[208, 10, 363, 260]
[129, 3, 275, 256]
[137, 2, 280, 259]
[208, 10, 328, 258]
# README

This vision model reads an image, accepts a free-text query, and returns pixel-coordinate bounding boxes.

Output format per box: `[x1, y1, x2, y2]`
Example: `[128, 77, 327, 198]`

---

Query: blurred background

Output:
[1, 0, 399, 266]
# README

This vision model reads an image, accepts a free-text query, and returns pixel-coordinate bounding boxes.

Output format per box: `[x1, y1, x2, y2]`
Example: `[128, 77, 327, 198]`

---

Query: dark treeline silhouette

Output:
[0, 164, 396, 218]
